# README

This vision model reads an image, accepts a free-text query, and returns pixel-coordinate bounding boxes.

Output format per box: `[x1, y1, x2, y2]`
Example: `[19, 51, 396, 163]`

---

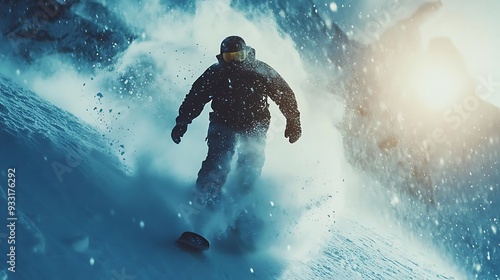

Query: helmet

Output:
[220, 36, 247, 63]
[220, 36, 246, 53]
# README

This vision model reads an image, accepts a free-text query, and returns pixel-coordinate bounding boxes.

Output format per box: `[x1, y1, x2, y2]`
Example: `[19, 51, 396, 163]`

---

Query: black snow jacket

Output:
[175, 47, 300, 131]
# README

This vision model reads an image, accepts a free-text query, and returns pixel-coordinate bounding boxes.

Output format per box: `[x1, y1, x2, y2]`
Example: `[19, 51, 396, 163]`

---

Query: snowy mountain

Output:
[0, 0, 134, 68]
[1, 0, 499, 279]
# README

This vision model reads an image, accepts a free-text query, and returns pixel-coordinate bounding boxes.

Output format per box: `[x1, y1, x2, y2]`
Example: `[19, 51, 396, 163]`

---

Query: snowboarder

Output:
[171, 35, 301, 207]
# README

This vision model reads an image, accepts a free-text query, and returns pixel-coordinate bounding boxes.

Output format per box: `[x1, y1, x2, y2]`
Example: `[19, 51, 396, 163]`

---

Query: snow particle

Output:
[329, 2, 338, 12]
[89, 257, 95, 266]
[390, 195, 399, 205]
[139, 221, 145, 229]
[270, 201, 275, 207]
[250, 267, 254, 274]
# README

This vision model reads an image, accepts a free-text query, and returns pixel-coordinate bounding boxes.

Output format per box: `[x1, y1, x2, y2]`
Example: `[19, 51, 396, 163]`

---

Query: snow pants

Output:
[195, 122, 268, 206]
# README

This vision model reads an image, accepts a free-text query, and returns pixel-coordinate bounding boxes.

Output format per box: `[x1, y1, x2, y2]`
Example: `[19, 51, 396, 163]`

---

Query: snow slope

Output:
[0, 75, 459, 279]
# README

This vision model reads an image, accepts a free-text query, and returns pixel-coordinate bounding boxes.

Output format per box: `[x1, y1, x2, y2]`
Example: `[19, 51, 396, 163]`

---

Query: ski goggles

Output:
[222, 49, 247, 63]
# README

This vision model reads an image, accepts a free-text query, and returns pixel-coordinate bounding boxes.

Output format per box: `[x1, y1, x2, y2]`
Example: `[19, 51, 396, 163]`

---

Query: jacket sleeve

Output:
[261, 63, 301, 120]
[175, 66, 217, 125]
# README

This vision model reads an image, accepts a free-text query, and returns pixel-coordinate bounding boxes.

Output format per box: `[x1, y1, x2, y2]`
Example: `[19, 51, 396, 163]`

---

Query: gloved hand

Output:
[284, 118, 301, 144]
[171, 124, 188, 144]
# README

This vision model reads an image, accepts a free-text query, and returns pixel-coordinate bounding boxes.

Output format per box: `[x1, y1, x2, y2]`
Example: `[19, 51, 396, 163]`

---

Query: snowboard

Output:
[176, 231, 210, 251]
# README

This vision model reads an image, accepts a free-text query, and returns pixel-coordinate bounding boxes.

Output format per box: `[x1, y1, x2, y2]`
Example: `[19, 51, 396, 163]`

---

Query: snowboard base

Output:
[176, 231, 210, 251]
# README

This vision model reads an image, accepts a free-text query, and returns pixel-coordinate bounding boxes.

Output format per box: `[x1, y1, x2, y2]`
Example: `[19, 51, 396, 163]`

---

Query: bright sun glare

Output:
[413, 61, 462, 110]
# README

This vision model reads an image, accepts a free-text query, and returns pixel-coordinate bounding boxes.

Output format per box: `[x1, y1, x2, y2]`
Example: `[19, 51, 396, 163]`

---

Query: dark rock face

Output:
[0, 0, 135, 68]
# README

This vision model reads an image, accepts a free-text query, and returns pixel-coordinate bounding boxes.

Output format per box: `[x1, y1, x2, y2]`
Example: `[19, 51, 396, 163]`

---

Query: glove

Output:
[284, 118, 301, 144]
[171, 124, 188, 144]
